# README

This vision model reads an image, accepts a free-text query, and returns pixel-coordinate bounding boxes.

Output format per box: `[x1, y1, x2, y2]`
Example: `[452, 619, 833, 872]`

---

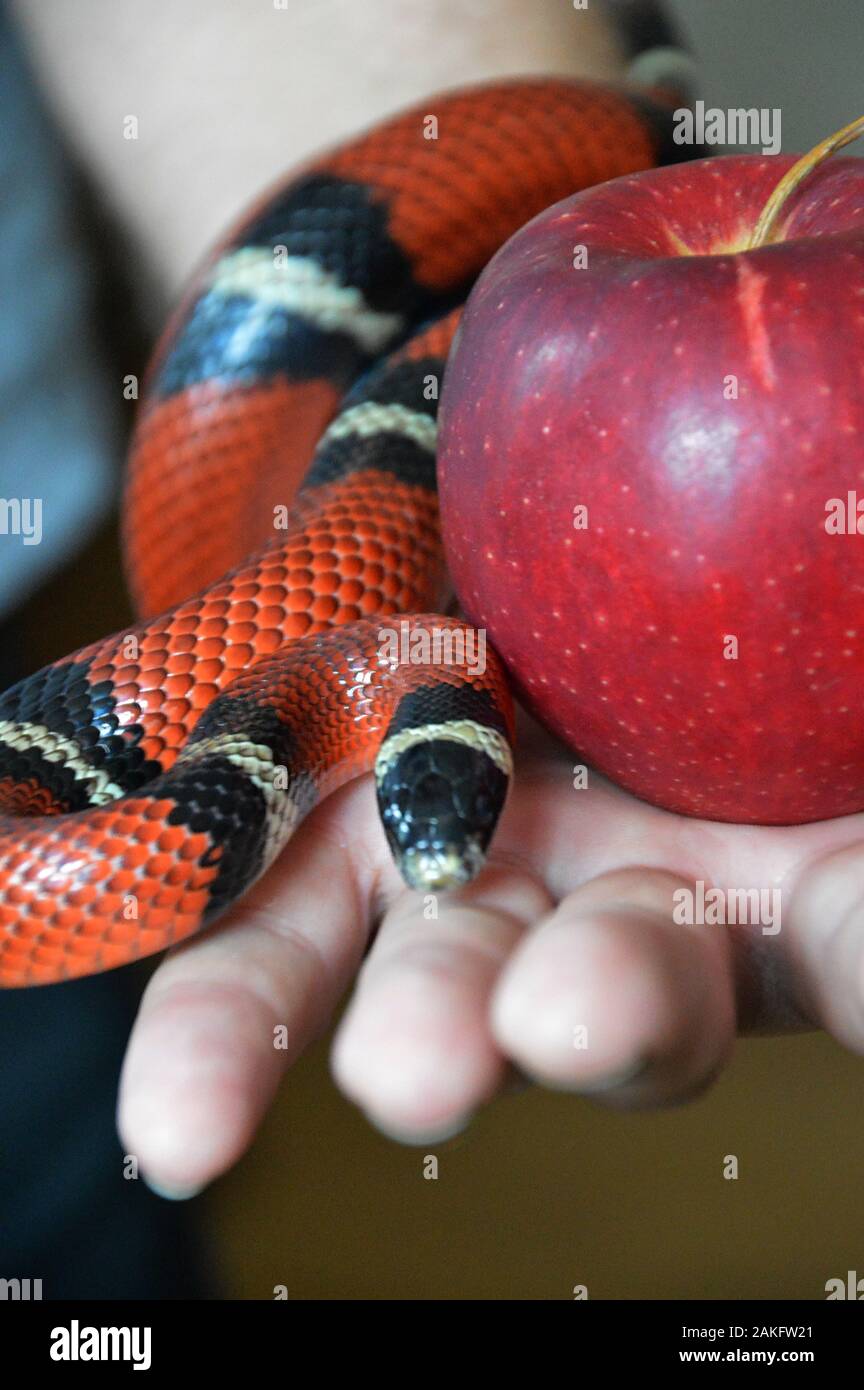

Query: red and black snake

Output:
[0, 66, 697, 987]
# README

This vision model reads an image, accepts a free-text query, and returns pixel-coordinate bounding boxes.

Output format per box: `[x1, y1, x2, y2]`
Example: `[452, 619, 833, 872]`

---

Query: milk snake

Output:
[0, 45, 697, 986]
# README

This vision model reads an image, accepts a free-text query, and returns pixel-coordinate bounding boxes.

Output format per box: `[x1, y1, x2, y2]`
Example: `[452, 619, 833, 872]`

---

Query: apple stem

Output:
[747, 114, 864, 250]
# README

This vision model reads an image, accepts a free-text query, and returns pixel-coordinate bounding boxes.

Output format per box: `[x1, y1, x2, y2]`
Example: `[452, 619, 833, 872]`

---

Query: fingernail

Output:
[364, 1109, 474, 1146]
[577, 1058, 650, 1093]
[143, 1176, 206, 1202]
[533, 1058, 649, 1095]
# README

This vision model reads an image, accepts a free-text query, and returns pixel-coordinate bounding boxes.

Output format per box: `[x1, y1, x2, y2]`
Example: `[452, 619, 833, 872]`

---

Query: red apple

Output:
[438, 152, 864, 823]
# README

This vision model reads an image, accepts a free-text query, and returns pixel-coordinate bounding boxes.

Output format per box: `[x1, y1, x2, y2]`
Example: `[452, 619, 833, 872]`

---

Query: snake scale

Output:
[0, 58, 696, 986]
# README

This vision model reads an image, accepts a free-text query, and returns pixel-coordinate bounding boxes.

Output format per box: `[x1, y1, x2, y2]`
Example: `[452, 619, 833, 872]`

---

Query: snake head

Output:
[375, 733, 510, 893]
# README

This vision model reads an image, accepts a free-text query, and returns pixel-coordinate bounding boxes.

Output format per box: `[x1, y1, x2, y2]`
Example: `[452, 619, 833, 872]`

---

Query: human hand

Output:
[118, 708, 864, 1197]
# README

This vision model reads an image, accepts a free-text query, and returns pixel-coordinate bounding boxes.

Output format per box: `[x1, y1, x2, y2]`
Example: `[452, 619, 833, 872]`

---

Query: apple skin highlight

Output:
[438, 154, 864, 824]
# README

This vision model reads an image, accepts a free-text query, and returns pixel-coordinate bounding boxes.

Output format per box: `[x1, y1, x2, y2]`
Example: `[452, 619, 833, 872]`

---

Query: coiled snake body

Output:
[0, 76, 689, 986]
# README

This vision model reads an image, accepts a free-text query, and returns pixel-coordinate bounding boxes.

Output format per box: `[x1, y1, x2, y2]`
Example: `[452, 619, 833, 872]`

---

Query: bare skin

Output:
[12, 1, 864, 1196]
[116, 712, 864, 1195]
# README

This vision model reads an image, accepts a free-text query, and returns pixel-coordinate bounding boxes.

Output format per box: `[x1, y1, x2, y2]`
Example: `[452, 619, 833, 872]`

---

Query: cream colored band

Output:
[208, 249, 404, 354]
[177, 733, 302, 866]
[0, 719, 125, 806]
[374, 719, 513, 780]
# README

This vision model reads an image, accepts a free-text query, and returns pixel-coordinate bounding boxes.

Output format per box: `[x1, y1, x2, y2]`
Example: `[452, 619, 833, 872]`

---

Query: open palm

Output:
[118, 708, 864, 1198]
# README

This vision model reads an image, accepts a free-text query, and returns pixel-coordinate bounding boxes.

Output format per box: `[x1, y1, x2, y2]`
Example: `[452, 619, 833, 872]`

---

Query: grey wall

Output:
[666, 0, 863, 152]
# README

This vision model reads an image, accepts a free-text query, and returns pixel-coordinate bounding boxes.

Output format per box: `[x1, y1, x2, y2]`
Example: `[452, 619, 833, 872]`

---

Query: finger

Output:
[491, 867, 736, 1106]
[118, 778, 385, 1197]
[331, 864, 553, 1141]
[784, 840, 864, 1050]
